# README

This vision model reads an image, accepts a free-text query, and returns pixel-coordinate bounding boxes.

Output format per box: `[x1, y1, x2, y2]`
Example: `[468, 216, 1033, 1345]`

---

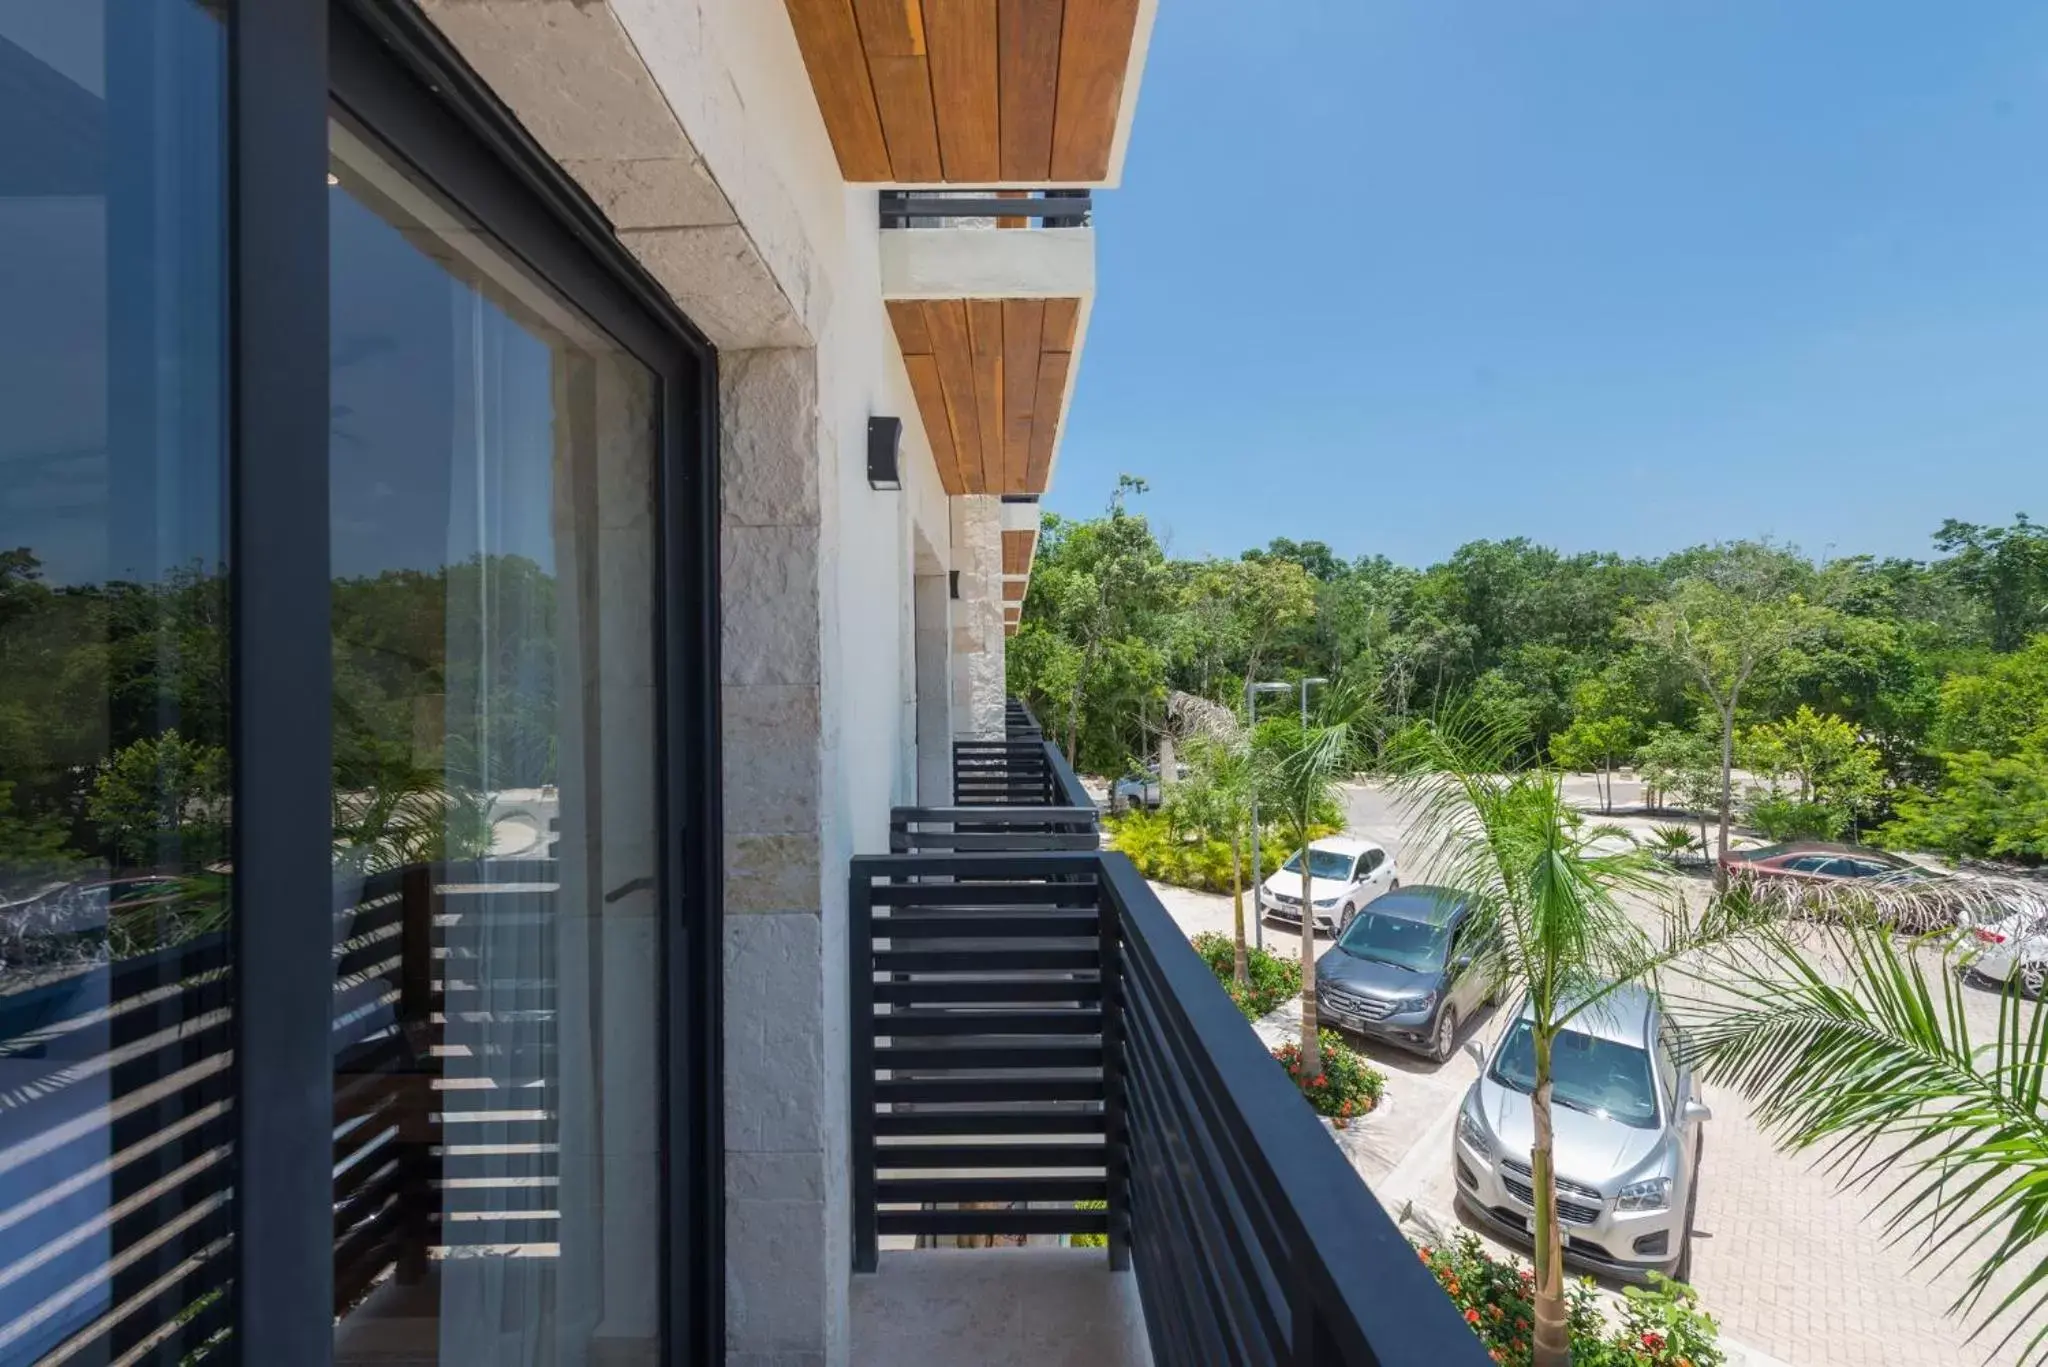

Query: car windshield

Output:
[1489, 1020, 1660, 1129]
[1334, 911, 1448, 972]
[1281, 848, 1356, 880]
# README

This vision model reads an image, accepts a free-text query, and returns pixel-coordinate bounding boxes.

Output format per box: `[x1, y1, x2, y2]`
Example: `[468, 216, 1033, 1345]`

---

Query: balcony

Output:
[847, 704, 1487, 1367]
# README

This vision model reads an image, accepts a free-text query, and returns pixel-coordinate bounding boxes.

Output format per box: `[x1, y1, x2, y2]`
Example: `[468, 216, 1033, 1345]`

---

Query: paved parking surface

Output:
[1148, 780, 2027, 1367]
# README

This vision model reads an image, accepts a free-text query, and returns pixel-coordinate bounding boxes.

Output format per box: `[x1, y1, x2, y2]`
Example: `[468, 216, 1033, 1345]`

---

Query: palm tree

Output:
[1174, 732, 1263, 988]
[1392, 715, 1765, 1367]
[1674, 878, 2048, 1363]
[1260, 684, 1371, 1080]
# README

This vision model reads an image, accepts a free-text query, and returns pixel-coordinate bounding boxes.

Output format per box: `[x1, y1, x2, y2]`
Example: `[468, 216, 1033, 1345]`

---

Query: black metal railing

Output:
[879, 189, 1092, 229]
[848, 846, 1487, 1367]
[952, 699, 1093, 811]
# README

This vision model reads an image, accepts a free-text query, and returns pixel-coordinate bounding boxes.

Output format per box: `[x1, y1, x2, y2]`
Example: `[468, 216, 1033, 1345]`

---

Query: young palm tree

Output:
[1261, 686, 1372, 1079]
[1174, 733, 1263, 988]
[1393, 715, 1766, 1367]
[1675, 880, 2048, 1364]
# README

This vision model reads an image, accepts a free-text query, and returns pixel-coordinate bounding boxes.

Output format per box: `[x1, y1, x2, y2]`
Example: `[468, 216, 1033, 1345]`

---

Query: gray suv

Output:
[1453, 985, 1710, 1282]
[1313, 886, 1492, 1061]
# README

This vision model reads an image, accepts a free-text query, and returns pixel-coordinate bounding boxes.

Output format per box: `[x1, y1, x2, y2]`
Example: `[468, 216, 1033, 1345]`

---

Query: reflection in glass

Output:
[0, 2, 232, 1362]
[326, 117, 662, 1366]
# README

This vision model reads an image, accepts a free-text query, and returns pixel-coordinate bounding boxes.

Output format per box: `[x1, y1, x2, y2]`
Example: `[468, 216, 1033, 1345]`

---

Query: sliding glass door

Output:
[326, 110, 663, 1366]
[0, 2, 716, 1362]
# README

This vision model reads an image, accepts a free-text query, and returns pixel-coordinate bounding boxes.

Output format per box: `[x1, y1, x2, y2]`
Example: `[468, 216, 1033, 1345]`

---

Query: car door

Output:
[1442, 913, 1482, 1016]
[1354, 846, 1391, 901]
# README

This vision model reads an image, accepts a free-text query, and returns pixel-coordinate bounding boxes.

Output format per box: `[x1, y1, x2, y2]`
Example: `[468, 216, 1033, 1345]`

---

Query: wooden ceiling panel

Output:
[1002, 579, 1028, 601]
[967, 299, 1006, 492]
[785, 0, 893, 180]
[924, 0, 1001, 181]
[1024, 347, 1070, 493]
[891, 299, 1077, 497]
[1041, 296, 1079, 352]
[1000, 299, 1044, 491]
[1049, 0, 1140, 181]
[922, 300, 984, 493]
[998, 0, 1063, 179]
[1002, 529, 1037, 575]
[786, 0, 1138, 182]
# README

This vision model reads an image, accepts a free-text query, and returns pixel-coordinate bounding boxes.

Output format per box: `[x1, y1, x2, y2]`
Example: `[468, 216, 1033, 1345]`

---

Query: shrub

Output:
[1190, 930, 1300, 1019]
[1415, 1234, 1724, 1367]
[1271, 1029, 1385, 1127]
[1108, 809, 1340, 894]
[1744, 791, 1847, 842]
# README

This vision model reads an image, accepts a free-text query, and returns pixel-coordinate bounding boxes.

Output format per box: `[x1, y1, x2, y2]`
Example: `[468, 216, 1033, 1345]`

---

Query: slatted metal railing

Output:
[848, 848, 1487, 1367]
[879, 189, 1092, 228]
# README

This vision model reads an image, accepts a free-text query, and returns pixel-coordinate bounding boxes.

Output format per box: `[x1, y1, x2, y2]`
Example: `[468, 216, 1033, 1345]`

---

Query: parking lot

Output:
[1149, 779, 2027, 1367]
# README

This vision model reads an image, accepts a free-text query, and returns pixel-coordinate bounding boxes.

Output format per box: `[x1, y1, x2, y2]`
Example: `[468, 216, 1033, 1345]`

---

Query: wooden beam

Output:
[1000, 299, 1044, 492]
[1025, 348, 1070, 492]
[998, 0, 1063, 180]
[903, 353, 965, 495]
[1048, 0, 1139, 181]
[1002, 529, 1037, 575]
[784, 0, 893, 180]
[1002, 579, 1028, 601]
[967, 299, 1006, 494]
[854, 0, 943, 180]
[924, 0, 1001, 181]
[1041, 296, 1079, 353]
[923, 300, 984, 493]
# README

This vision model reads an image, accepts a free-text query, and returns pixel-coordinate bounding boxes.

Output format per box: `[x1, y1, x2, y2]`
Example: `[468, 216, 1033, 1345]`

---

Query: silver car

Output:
[1452, 985, 1709, 1283]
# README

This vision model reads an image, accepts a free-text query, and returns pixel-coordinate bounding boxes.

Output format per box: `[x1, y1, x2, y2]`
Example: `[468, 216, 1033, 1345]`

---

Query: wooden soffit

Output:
[1001, 529, 1037, 574]
[889, 297, 1076, 495]
[784, 0, 1143, 183]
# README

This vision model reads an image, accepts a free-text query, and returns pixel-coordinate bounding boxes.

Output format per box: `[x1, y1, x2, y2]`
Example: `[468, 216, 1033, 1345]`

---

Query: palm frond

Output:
[1674, 924, 2048, 1361]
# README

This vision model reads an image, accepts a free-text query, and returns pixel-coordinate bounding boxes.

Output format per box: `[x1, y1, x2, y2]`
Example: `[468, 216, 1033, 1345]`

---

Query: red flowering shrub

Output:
[1270, 1029, 1384, 1126]
[1415, 1234, 1723, 1367]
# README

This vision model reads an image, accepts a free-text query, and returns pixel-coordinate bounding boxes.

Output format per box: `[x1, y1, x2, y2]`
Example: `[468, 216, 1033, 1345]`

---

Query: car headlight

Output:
[1616, 1177, 1671, 1213]
[1457, 1110, 1493, 1160]
[1313, 896, 1338, 909]
[1395, 990, 1436, 1015]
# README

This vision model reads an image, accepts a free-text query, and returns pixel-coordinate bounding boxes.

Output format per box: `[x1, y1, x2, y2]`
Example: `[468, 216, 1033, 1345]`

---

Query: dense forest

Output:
[1007, 476, 2048, 864]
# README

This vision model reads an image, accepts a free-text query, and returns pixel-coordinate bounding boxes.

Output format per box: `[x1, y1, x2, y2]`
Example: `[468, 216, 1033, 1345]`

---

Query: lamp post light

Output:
[1245, 680, 1292, 953]
[1299, 675, 1329, 727]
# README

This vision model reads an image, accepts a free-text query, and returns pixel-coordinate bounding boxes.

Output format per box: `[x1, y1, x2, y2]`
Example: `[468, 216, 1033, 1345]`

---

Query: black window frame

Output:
[229, 3, 723, 1362]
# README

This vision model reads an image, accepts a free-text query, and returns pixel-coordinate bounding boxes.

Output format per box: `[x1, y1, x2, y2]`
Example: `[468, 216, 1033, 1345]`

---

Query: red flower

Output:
[1313, 1073, 1328, 1088]
[1641, 1331, 1664, 1350]
[1417, 1247, 1432, 1262]
[1464, 1309, 1481, 1326]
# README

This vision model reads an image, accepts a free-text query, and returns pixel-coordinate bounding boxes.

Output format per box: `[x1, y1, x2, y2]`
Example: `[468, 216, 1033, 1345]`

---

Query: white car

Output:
[1967, 908, 2048, 997]
[1258, 835, 1397, 936]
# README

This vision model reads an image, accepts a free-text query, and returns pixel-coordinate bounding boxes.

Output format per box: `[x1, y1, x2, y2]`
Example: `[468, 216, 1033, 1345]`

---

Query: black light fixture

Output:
[866, 416, 903, 490]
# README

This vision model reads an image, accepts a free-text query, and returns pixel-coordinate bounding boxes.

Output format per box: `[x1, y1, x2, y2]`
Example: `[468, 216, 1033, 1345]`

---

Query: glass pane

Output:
[326, 115, 662, 1366]
[0, 4, 231, 1363]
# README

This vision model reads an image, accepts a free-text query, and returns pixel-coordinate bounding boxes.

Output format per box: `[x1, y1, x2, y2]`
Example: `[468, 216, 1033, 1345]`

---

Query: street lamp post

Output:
[1300, 676, 1329, 727]
[1245, 679, 1292, 953]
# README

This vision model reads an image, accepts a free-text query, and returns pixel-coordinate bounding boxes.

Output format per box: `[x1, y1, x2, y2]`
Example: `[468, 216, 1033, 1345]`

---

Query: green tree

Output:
[1168, 732, 1265, 987]
[1740, 705, 1885, 836]
[1634, 724, 1722, 857]
[1630, 545, 1817, 879]
[1548, 670, 1649, 813]
[1935, 514, 2048, 651]
[86, 729, 230, 867]
[1257, 687, 1371, 1080]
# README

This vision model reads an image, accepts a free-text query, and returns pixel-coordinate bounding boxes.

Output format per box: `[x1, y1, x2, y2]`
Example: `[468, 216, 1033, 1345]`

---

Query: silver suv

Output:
[1452, 985, 1709, 1282]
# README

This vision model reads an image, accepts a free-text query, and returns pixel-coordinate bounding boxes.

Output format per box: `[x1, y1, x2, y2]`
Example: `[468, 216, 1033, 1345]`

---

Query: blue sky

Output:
[1052, 1, 2048, 567]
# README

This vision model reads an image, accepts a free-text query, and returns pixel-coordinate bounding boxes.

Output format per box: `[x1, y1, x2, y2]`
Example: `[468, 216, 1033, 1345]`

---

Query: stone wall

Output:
[948, 497, 1007, 740]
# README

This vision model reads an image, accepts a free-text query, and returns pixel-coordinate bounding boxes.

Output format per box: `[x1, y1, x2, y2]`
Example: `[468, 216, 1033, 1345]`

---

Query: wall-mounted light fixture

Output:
[948, 571, 960, 600]
[866, 416, 903, 490]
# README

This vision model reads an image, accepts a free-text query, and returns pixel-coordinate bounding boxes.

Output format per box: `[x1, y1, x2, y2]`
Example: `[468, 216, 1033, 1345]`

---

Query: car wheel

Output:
[1431, 1004, 1460, 1063]
[1674, 1132, 1703, 1284]
[2024, 961, 2047, 999]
